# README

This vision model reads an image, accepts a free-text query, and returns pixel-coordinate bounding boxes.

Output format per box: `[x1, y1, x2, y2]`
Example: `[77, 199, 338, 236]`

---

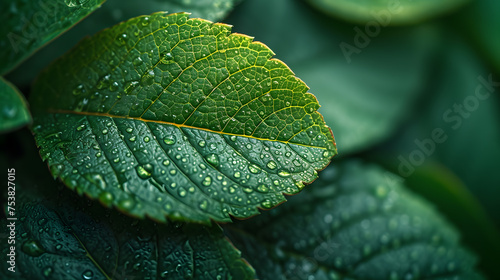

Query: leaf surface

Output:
[0, 0, 106, 75]
[306, 0, 470, 25]
[224, 160, 484, 279]
[30, 12, 337, 223]
[0, 187, 255, 280]
[0, 77, 31, 133]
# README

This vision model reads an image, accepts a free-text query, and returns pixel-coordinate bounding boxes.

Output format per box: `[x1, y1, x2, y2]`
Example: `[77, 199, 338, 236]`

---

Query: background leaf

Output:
[30, 12, 336, 223]
[306, 0, 470, 25]
[225, 0, 438, 155]
[0, 0, 106, 75]
[5, 0, 241, 87]
[0, 77, 31, 133]
[225, 160, 484, 280]
[0, 180, 255, 280]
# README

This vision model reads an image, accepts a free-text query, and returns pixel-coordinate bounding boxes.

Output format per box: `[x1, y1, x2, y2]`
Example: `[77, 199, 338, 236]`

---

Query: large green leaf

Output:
[0, 0, 106, 75]
[306, 0, 470, 25]
[0, 188, 255, 279]
[225, 0, 438, 154]
[380, 160, 500, 278]
[30, 12, 337, 223]
[5, 0, 242, 87]
[0, 77, 31, 133]
[225, 160, 484, 279]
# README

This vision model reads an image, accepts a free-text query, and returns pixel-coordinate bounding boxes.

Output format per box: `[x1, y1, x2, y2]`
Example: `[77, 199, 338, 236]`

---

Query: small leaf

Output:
[306, 0, 470, 25]
[30, 12, 337, 223]
[0, 189, 255, 279]
[225, 160, 484, 279]
[0, 77, 31, 133]
[0, 0, 106, 75]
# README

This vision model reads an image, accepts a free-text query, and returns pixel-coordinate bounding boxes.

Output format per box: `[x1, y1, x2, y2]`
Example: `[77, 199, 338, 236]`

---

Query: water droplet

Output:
[136, 164, 153, 179]
[202, 176, 212, 186]
[230, 135, 237, 141]
[163, 160, 170, 166]
[248, 164, 261, 174]
[43, 266, 53, 277]
[109, 81, 119, 92]
[99, 191, 113, 204]
[278, 170, 291, 177]
[144, 136, 150, 142]
[22, 240, 45, 257]
[76, 124, 86, 131]
[234, 171, 241, 178]
[178, 189, 187, 197]
[198, 140, 206, 147]
[163, 135, 176, 145]
[82, 270, 94, 280]
[261, 199, 272, 209]
[257, 185, 269, 193]
[73, 84, 85, 96]
[141, 16, 150, 26]
[126, 127, 133, 133]
[205, 154, 219, 166]
[199, 200, 208, 210]
[161, 52, 175, 64]
[267, 161, 277, 170]
[125, 81, 139, 94]
[119, 198, 134, 210]
[102, 129, 108, 135]
[322, 150, 330, 158]
[169, 169, 177, 175]
[133, 56, 143, 66]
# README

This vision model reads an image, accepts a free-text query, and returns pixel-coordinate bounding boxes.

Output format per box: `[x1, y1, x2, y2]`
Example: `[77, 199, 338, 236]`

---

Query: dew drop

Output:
[102, 129, 108, 135]
[234, 171, 241, 178]
[257, 185, 269, 193]
[199, 200, 208, 210]
[136, 164, 153, 179]
[248, 164, 261, 174]
[202, 176, 212, 186]
[133, 56, 143, 66]
[82, 270, 94, 280]
[261, 199, 272, 209]
[129, 136, 136, 142]
[21, 240, 45, 257]
[73, 84, 85, 96]
[144, 136, 150, 143]
[163, 135, 176, 145]
[198, 140, 206, 147]
[126, 127, 133, 133]
[267, 161, 277, 170]
[278, 170, 291, 177]
[205, 153, 219, 166]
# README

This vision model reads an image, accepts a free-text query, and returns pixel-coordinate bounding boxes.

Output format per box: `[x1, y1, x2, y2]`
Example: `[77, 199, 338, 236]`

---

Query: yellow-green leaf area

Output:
[30, 12, 337, 223]
[0, 77, 31, 133]
[0, 0, 106, 75]
[307, 0, 470, 25]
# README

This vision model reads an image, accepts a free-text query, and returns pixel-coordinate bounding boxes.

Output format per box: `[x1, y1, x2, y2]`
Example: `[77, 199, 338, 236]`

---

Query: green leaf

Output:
[306, 0, 470, 25]
[0, 0, 105, 75]
[0, 77, 31, 133]
[30, 12, 337, 223]
[0, 188, 255, 279]
[4, 0, 241, 87]
[384, 160, 500, 278]
[226, 0, 438, 154]
[224, 160, 484, 279]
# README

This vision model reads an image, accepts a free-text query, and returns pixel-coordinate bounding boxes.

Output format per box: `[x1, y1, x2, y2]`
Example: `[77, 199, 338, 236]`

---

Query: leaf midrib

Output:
[47, 110, 328, 150]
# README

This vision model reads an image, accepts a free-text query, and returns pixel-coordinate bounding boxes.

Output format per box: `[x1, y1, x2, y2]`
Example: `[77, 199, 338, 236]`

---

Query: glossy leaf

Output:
[224, 160, 484, 279]
[0, 189, 255, 279]
[306, 0, 470, 25]
[30, 12, 337, 223]
[226, 0, 438, 154]
[0, 0, 106, 75]
[5, 0, 241, 87]
[0, 77, 31, 133]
